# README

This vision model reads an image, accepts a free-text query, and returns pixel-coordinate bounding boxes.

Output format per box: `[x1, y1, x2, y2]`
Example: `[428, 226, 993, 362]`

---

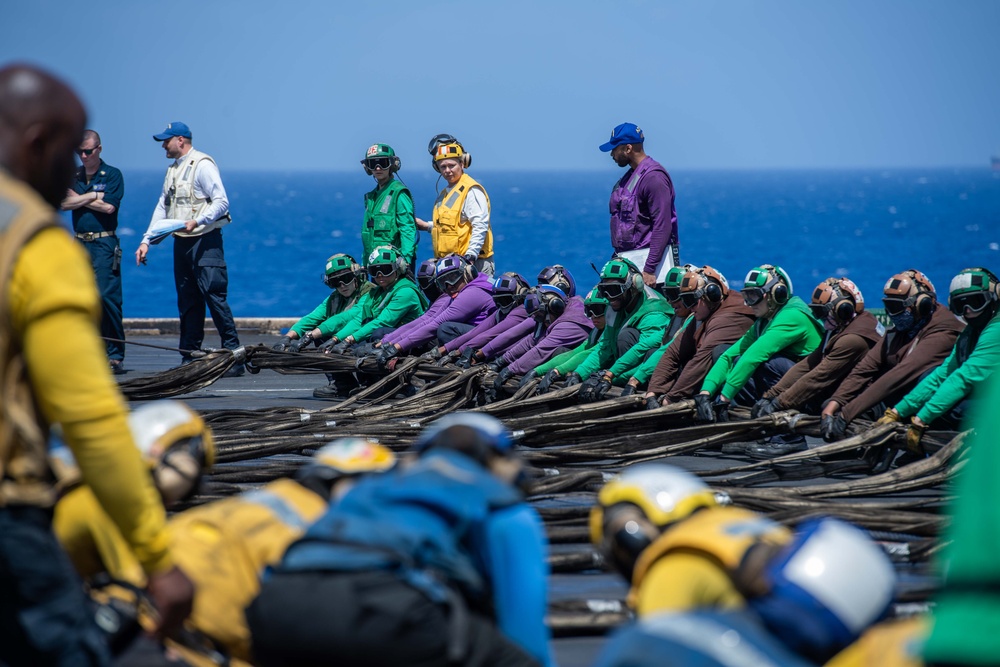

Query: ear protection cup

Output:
[704, 282, 723, 303]
[834, 298, 855, 323]
[548, 293, 566, 317]
[913, 291, 934, 319]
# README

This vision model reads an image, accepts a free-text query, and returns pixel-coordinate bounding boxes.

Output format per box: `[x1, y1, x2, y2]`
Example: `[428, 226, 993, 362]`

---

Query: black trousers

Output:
[173, 229, 240, 357]
[246, 570, 539, 667]
[0, 507, 110, 666]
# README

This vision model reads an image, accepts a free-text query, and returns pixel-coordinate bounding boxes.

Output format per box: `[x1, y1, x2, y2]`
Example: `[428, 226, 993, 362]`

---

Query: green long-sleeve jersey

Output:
[331, 278, 426, 342]
[574, 292, 672, 383]
[290, 281, 374, 337]
[894, 313, 1000, 424]
[630, 313, 694, 385]
[700, 296, 822, 400]
[533, 327, 602, 376]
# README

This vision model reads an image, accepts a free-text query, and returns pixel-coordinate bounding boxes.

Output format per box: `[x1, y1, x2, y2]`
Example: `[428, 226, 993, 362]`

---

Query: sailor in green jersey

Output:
[573, 258, 672, 402]
[695, 264, 822, 423]
[622, 265, 695, 396]
[874, 267, 1000, 456]
[923, 360, 1000, 665]
[533, 287, 609, 393]
[360, 144, 417, 269]
[272, 253, 372, 352]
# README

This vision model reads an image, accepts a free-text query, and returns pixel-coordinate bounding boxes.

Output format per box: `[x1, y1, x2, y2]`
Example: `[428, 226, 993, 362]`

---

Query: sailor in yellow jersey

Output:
[825, 615, 928, 667]
[590, 462, 791, 617]
[415, 134, 495, 276]
[169, 438, 395, 666]
[0, 64, 193, 666]
[54, 427, 395, 667]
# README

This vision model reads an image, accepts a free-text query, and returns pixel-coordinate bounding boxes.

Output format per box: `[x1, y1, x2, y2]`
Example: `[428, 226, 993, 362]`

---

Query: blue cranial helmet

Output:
[415, 412, 513, 455]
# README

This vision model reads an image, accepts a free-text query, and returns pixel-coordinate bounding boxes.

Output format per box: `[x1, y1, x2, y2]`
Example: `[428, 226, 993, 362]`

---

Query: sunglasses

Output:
[364, 157, 392, 171]
[325, 274, 355, 288]
[369, 264, 396, 277]
[585, 303, 606, 318]
[950, 292, 991, 315]
[598, 281, 628, 301]
[742, 288, 766, 306]
[76, 146, 99, 157]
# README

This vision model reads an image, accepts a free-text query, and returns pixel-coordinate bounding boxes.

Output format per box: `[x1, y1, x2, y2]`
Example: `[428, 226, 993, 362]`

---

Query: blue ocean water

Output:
[86, 168, 1000, 318]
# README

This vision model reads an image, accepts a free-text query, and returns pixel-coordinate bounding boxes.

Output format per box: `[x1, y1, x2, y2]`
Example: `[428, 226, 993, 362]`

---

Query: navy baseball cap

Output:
[153, 122, 192, 141]
[599, 122, 644, 152]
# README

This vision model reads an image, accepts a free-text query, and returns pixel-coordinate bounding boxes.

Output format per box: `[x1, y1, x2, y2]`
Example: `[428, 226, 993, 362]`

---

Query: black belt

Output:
[75, 231, 116, 242]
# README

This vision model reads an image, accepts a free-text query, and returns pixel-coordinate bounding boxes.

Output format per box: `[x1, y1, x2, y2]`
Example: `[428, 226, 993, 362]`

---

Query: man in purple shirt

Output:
[376, 255, 495, 368]
[600, 122, 679, 287]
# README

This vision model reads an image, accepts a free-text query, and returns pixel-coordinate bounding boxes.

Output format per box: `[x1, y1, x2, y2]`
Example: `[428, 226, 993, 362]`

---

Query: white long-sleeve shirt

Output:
[142, 150, 229, 245]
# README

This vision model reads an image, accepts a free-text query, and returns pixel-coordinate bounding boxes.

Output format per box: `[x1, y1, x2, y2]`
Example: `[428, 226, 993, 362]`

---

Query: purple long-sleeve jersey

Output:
[383, 292, 449, 343]
[443, 305, 531, 353]
[386, 273, 496, 352]
[503, 297, 593, 375]
[478, 313, 536, 360]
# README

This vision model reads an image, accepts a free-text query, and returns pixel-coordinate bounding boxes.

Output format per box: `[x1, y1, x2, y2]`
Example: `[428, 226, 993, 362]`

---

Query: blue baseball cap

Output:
[153, 122, 192, 141]
[599, 122, 644, 152]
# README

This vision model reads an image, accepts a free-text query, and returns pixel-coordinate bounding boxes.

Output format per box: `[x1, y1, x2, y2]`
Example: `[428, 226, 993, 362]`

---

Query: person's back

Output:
[247, 413, 551, 667]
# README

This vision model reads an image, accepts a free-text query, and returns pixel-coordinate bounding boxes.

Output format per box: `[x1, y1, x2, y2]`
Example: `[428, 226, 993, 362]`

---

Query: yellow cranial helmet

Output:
[296, 438, 397, 498]
[128, 400, 214, 506]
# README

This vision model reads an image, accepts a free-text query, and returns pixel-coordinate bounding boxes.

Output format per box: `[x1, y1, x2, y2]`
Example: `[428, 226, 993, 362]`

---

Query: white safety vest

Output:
[163, 149, 231, 237]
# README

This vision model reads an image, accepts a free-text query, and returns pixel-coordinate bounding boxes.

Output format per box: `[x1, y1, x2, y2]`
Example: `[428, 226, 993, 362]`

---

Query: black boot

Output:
[312, 381, 340, 399]
[747, 435, 807, 460]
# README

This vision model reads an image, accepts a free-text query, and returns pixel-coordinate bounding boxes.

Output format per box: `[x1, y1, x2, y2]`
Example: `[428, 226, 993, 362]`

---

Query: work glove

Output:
[714, 399, 730, 423]
[905, 421, 927, 456]
[328, 340, 351, 355]
[751, 397, 780, 419]
[437, 349, 460, 366]
[694, 394, 716, 423]
[486, 359, 507, 374]
[536, 369, 561, 394]
[351, 342, 377, 357]
[422, 347, 444, 361]
[376, 345, 399, 370]
[579, 372, 612, 402]
[645, 396, 661, 411]
[620, 384, 637, 397]
[272, 336, 292, 352]
[456, 348, 478, 369]
[563, 372, 583, 387]
[518, 371, 537, 389]
[493, 366, 515, 391]
[463, 253, 478, 266]
[820, 414, 847, 442]
[874, 408, 901, 427]
[289, 336, 313, 353]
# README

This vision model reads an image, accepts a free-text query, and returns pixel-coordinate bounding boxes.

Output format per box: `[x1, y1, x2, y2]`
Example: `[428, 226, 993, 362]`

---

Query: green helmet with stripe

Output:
[324, 253, 364, 287]
[367, 245, 407, 275]
[659, 264, 694, 303]
[742, 264, 793, 309]
[948, 267, 1000, 317]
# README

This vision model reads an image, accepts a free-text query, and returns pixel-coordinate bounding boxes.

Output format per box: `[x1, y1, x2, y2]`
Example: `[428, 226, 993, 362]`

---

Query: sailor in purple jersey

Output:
[376, 255, 495, 365]
[600, 122, 679, 287]
[503, 294, 593, 376]
[432, 272, 532, 364]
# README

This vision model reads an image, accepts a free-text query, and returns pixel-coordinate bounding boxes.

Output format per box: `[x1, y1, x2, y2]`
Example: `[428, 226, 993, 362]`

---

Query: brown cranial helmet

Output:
[678, 265, 730, 310]
[810, 277, 864, 324]
[882, 269, 936, 319]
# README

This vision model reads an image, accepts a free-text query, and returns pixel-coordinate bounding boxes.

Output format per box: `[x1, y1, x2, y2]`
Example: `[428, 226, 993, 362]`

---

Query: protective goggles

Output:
[678, 291, 702, 309]
[368, 264, 396, 277]
[493, 293, 517, 310]
[808, 303, 832, 320]
[523, 292, 543, 316]
[660, 285, 682, 302]
[325, 273, 355, 288]
[364, 157, 392, 171]
[436, 271, 465, 288]
[881, 296, 911, 316]
[585, 303, 606, 318]
[950, 291, 992, 315]
[538, 266, 563, 284]
[742, 288, 767, 307]
[598, 281, 628, 301]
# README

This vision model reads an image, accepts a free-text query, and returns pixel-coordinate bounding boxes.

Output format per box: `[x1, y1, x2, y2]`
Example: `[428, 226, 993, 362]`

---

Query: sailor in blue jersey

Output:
[246, 412, 553, 667]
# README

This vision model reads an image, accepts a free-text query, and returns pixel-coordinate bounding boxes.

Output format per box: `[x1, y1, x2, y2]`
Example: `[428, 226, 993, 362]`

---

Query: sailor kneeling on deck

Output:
[246, 413, 553, 667]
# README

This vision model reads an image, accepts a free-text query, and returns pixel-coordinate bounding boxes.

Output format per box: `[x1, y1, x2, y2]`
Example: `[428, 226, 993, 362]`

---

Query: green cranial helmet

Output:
[361, 143, 400, 174]
[367, 245, 406, 275]
[584, 286, 609, 308]
[742, 264, 793, 307]
[948, 267, 1000, 317]
[660, 264, 694, 303]
[365, 143, 395, 159]
[324, 253, 364, 288]
[600, 257, 640, 282]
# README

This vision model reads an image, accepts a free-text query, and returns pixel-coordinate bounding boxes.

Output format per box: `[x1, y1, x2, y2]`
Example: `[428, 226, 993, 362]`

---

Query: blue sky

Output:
[6, 0, 999, 172]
